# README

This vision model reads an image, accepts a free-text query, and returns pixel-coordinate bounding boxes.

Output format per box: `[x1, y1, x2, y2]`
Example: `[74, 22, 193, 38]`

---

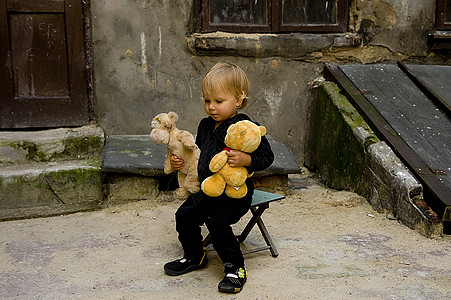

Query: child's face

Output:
[203, 88, 242, 126]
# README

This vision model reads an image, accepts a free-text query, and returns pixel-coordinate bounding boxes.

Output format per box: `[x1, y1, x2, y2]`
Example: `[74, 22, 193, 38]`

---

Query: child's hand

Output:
[226, 150, 251, 168]
[170, 155, 185, 170]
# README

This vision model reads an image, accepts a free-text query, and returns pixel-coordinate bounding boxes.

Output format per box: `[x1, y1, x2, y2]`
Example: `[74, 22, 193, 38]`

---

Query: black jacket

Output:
[196, 114, 274, 196]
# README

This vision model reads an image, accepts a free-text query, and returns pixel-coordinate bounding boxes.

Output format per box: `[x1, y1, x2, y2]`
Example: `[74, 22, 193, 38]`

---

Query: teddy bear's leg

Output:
[221, 163, 248, 187]
[175, 187, 190, 199]
[201, 173, 226, 197]
[163, 149, 174, 175]
[225, 184, 248, 199]
[184, 168, 200, 194]
[175, 172, 190, 199]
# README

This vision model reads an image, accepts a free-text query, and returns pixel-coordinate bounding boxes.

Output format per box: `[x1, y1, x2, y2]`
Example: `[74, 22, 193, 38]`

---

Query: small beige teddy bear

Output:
[150, 112, 200, 199]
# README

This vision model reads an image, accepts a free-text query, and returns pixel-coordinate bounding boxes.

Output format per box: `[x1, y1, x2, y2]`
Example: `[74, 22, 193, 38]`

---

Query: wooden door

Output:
[0, 0, 88, 128]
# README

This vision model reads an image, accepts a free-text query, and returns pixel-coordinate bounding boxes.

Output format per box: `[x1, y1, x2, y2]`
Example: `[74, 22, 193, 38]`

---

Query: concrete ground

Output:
[1, 172, 450, 300]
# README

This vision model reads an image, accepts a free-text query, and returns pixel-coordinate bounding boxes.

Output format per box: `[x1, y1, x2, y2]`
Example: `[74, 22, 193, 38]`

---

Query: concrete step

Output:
[0, 161, 103, 221]
[0, 125, 105, 221]
[0, 125, 104, 164]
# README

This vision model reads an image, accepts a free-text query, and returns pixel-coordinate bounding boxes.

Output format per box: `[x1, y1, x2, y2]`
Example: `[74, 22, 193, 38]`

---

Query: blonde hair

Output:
[202, 62, 250, 109]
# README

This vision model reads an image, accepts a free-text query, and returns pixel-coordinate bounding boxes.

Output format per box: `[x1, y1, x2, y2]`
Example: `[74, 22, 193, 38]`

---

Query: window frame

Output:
[436, 0, 451, 30]
[200, 0, 348, 33]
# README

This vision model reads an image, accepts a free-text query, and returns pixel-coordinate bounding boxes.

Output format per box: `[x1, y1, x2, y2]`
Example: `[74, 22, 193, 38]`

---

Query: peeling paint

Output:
[350, 0, 397, 32]
[304, 45, 406, 64]
[140, 32, 147, 70]
[264, 83, 287, 117]
[158, 26, 162, 63]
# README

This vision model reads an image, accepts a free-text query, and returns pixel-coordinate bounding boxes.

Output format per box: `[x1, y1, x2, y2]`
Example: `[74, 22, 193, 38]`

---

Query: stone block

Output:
[253, 175, 288, 194]
[44, 165, 103, 205]
[0, 162, 103, 221]
[305, 81, 377, 196]
[366, 142, 442, 237]
[367, 142, 422, 209]
[102, 135, 167, 176]
[0, 125, 104, 164]
[187, 32, 360, 58]
[106, 175, 159, 206]
[1, 168, 60, 210]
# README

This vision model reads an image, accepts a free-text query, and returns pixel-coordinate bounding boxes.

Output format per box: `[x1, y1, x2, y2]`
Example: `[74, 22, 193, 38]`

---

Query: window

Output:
[201, 0, 348, 33]
[436, 0, 451, 30]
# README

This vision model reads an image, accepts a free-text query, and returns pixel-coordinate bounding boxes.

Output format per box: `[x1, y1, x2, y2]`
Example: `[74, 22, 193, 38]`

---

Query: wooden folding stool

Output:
[203, 190, 285, 257]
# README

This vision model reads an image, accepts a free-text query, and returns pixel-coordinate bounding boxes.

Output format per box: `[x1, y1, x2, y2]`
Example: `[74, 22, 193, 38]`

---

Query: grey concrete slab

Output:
[102, 135, 167, 176]
[102, 135, 300, 177]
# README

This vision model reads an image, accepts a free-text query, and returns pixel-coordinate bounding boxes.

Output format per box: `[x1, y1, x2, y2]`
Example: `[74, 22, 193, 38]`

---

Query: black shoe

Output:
[218, 266, 247, 293]
[164, 251, 208, 276]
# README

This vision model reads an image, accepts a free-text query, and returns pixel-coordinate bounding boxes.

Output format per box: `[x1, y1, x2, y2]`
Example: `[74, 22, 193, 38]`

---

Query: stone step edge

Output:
[0, 125, 104, 165]
[0, 160, 103, 222]
[0, 201, 102, 222]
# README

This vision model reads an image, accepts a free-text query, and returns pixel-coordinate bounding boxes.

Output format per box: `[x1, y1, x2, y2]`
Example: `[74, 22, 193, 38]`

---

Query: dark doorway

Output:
[0, 0, 88, 128]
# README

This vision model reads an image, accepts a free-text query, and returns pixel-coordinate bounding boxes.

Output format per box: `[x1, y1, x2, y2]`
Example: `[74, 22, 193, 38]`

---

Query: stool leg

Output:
[202, 232, 212, 247]
[237, 205, 267, 243]
[204, 204, 279, 257]
[203, 218, 213, 247]
[255, 211, 279, 257]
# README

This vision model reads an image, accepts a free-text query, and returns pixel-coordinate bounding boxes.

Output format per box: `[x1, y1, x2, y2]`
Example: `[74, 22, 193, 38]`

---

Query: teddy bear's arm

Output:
[177, 130, 197, 150]
[209, 151, 228, 173]
[163, 149, 174, 174]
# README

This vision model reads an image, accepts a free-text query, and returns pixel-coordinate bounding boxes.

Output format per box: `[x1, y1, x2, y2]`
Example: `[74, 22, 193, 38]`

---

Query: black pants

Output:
[175, 191, 252, 273]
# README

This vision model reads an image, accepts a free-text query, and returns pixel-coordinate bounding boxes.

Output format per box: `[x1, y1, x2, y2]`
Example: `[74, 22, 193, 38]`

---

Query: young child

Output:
[164, 62, 274, 293]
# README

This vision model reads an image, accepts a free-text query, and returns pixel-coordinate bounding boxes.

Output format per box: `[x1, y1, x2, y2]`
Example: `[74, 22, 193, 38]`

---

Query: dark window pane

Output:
[210, 0, 267, 25]
[282, 0, 337, 24]
[447, 0, 451, 22]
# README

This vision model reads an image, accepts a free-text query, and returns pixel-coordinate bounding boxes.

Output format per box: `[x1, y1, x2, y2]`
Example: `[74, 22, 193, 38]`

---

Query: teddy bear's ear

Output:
[259, 126, 266, 136]
[239, 124, 247, 136]
[168, 111, 178, 122]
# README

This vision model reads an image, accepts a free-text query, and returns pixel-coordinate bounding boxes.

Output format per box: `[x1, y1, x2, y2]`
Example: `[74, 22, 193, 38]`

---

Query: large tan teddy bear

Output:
[201, 120, 266, 199]
[150, 112, 200, 199]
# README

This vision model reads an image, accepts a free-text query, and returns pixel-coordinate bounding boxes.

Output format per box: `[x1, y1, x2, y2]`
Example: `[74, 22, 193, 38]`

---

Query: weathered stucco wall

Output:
[350, 0, 436, 56]
[90, 0, 448, 164]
